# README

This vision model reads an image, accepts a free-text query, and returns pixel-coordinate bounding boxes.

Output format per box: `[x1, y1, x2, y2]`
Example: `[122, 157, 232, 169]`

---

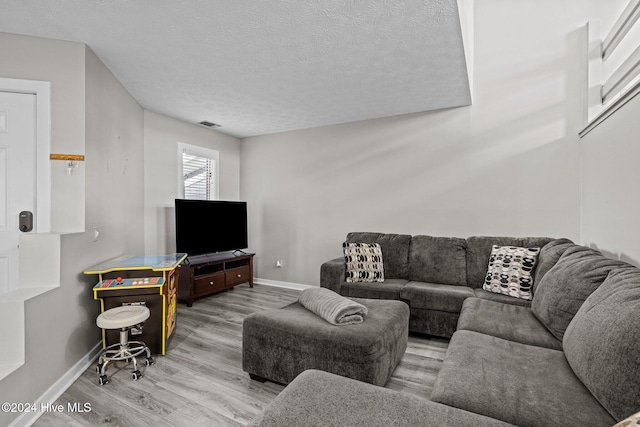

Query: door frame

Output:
[0, 77, 51, 232]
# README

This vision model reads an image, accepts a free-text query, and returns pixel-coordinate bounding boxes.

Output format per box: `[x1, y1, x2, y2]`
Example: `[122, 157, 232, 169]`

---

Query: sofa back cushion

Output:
[532, 238, 575, 294]
[465, 236, 554, 288]
[408, 236, 467, 285]
[563, 266, 640, 422]
[346, 232, 412, 279]
[531, 246, 628, 341]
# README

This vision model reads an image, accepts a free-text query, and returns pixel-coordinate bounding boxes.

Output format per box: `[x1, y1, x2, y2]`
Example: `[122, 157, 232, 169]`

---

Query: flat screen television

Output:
[175, 199, 248, 257]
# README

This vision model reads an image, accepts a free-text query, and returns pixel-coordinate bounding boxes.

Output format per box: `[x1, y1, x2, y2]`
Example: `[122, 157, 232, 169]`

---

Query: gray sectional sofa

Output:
[321, 232, 559, 337]
[249, 369, 513, 427]
[250, 232, 640, 426]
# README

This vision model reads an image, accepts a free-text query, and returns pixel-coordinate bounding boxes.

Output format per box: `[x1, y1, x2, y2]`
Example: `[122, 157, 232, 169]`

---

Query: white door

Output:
[0, 91, 37, 295]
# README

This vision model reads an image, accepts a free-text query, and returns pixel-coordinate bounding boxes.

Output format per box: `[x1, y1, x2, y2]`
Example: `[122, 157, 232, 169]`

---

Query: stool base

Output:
[96, 328, 153, 385]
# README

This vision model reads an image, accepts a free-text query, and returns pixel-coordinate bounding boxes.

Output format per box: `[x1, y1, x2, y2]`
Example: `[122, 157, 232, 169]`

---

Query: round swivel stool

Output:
[96, 305, 154, 385]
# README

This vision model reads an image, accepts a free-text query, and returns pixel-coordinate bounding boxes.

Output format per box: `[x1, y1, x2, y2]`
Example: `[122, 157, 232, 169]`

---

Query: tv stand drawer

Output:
[194, 272, 225, 295]
[226, 266, 251, 286]
[179, 252, 255, 306]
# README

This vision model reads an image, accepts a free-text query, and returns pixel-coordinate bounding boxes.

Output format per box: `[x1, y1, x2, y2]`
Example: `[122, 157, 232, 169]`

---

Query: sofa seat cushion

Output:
[532, 245, 629, 341]
[457, 298, 561, 350]
[563, 265, 640, 422]
[399, 281, 474, 312]
[473, 288, 532, 307]
[340, 278, 408, 300]
[250, 369, 515, 427]
[346, 232, 412, 279]
[431, 330, 616, 427]
[466, 236, 554, 288]
[408, 235, 467, 285]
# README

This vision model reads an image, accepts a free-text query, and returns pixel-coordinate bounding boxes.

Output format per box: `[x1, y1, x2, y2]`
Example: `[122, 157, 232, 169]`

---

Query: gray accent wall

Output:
[0, 33, 241, 426]
[1, 2, 637, 424]
[143, 111, 241, 255]
[0, 35, 146, 427]
[240, 1, 627, 286]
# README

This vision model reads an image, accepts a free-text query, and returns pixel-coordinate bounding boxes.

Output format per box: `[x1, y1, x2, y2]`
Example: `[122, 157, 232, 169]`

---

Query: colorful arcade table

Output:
[84, 253, 187, 355]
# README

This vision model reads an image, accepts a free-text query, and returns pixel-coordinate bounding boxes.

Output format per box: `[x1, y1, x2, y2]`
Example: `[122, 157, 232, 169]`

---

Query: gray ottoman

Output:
[242, 297, 409, 386]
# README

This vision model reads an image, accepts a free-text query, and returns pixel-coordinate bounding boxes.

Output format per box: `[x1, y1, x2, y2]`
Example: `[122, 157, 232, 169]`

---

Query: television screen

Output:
[175, 199, 248, 256]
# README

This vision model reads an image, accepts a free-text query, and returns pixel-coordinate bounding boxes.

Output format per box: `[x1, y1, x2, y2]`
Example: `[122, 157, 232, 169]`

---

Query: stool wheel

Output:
[145, 357, 154, 366]
[98, 375, 109, 386]
[132, 370, 142, 381]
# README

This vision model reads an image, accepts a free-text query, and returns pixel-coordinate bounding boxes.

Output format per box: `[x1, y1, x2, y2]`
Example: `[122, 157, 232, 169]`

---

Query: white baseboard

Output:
[9, 280, 308, 426]
[10, 342, 102, 427]
[254, 278, 314, 291]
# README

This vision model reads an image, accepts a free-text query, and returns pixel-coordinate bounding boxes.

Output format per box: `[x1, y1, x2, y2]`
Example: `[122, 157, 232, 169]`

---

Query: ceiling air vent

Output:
[198, 121, 221, 128]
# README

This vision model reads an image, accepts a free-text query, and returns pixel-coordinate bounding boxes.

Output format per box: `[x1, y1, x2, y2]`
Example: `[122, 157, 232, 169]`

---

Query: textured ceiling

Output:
[0, 0, 471, 138]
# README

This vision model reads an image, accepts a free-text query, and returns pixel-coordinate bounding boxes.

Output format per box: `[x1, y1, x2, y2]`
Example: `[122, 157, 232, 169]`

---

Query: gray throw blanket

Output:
[298, 287, 368, 325]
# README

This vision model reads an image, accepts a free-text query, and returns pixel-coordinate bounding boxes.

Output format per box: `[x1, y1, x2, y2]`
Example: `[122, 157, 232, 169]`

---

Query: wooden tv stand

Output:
[178, 252, 255, 307]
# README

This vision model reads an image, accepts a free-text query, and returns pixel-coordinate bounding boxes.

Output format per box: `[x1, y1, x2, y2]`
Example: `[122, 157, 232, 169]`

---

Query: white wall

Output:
[0, 35, 145, 427]
[578, 0, 640, 265]
[581, 92, 640, 266]
[0, 33, 85, 233]
[241, 0, 625, 286]
[143, 111, 241, 255]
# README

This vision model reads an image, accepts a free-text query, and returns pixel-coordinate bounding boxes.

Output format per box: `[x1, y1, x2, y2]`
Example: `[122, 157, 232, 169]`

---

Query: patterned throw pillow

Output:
[613, 411, 640, 427]
[343, 242, 384, 283]
[483, 245, 540, 300]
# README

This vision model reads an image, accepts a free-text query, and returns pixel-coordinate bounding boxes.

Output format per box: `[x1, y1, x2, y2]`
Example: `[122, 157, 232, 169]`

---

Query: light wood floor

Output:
[34, 285, 448, 427]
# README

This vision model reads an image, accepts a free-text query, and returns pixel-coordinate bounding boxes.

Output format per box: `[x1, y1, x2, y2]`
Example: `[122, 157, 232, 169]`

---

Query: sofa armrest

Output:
[320, 257, 346, 293]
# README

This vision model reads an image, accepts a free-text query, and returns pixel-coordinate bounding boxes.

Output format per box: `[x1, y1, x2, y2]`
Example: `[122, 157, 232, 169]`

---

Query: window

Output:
[582, 0, 640, 136]
[182, 151, 215, 200]
[178, 143, 219, 200]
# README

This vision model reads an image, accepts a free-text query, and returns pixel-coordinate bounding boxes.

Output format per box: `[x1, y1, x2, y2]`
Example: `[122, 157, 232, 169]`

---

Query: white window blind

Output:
[601, 0, 640, 106]
[182, 150, 217, 200]
[582, 0, 640, 136]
